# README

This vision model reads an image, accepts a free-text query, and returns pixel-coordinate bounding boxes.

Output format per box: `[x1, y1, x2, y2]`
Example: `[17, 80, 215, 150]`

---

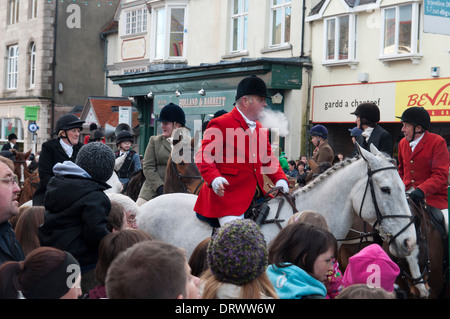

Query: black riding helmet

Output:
[157, 103, 186, 126]
[89, 130, 105, 142]
[55, 114, 85, 133]
[396, 107, 430, 130]
[116, 130, 134, 145]
[351, 103, 380, 126]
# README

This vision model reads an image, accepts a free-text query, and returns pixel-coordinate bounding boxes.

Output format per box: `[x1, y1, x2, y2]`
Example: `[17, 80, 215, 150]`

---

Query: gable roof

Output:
[80, 96, 138, 129]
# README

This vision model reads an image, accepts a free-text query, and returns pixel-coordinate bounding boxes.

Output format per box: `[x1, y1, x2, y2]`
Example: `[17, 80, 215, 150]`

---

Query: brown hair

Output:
[0, 156, 14, 171]
[288, 210, 329, 230]
[336, 284, 395, 299]
[188, 237, 210, 277]
[95, 229, 153, 285]
[14, 206, 45, 256]
[106, 240, 189, 299]
[268, 223, 337, 281]
[106, 200, 125, 232]
[0, 247, 66, 299]
[200, 268, 278, 299]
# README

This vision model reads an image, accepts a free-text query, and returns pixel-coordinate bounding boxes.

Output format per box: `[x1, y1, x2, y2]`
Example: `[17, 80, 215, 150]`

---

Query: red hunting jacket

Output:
[194, 107, 287, 218]
[398, 131, 449, 209]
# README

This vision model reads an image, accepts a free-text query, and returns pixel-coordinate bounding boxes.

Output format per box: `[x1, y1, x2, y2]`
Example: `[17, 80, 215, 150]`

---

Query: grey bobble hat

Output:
[75, 142, 115, 182]
[207, 219, 268, 285]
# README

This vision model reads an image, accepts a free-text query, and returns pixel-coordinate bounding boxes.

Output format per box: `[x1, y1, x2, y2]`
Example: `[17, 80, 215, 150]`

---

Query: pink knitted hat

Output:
[342, 244, 400, 292]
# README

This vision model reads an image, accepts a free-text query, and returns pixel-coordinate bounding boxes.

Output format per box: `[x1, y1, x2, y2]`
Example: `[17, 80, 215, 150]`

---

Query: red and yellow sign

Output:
[395, 78, 450, 122]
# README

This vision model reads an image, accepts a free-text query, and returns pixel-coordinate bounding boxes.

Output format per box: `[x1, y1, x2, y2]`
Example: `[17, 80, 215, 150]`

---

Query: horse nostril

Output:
[404, 238, 415, 252]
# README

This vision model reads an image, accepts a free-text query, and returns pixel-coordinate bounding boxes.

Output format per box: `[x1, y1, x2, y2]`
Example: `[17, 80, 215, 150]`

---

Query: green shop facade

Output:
[110, 58, 306, 155]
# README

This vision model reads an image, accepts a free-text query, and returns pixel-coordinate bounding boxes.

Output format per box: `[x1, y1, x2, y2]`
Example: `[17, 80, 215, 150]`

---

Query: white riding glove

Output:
[211, 177, 229, 196]
[276, 179, 289, 193]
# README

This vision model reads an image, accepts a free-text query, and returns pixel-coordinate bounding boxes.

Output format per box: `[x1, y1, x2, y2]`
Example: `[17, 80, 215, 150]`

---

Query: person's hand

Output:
[410, 188, 424, 203]
[211, 177, 229, 197]
[275, 179, 289, 193]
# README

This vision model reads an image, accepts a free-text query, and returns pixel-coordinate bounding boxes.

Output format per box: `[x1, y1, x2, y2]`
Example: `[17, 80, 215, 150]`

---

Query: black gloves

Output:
[410, 188, 425, 203]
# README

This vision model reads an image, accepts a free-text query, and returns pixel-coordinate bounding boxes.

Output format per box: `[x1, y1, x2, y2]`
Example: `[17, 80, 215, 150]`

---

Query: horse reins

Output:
[337, 165, 415, 246]
[170, 159, 204, 194]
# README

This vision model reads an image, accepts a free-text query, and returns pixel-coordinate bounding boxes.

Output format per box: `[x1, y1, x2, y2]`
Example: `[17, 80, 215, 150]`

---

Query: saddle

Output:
[422, 202, 448, 241]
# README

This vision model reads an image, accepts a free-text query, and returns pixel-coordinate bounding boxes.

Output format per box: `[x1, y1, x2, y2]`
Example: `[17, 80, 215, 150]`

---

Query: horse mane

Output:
[293, 156, 361, 195]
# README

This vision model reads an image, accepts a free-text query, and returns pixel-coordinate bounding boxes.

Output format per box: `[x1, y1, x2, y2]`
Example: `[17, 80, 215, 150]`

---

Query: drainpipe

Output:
[51, 0, 58, 137]
[100, 32, 110, 96]
[301, 0, 306, 57]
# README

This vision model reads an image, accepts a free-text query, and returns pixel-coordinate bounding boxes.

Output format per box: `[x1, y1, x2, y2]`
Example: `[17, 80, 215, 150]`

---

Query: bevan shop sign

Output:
[312, 78, 450, 123]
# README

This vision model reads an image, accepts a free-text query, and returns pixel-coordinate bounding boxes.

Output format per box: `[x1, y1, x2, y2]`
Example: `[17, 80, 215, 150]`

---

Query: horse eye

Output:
[381, 187, 391, 195]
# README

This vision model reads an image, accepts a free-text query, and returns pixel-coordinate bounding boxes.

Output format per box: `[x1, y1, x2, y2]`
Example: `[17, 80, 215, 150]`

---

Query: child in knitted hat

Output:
[342, 243, 400, 293]
[38, 142, 115, 294]
[199, 219, 278, 299]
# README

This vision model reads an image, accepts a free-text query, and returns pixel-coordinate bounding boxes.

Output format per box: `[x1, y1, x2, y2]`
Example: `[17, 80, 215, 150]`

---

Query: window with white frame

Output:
[29, 42, 36, 88]
[231, 0, 248, 53]
[30, 0, 38, 19]
[381, 3, 420, 57]
[9, 0, 20, 25]
[126, 8, 148, 35]
[7, 45, 19, 90]
[152, 3, 187, 60]
[1, 118, 23, 142]
[324, 15, 356, 62]
[270, 0, 291, 47]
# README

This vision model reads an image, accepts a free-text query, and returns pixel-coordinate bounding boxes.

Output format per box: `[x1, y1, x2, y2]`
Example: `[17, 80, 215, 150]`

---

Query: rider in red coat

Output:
[194, 75, 288, 226]
[397, 107, 449, 213]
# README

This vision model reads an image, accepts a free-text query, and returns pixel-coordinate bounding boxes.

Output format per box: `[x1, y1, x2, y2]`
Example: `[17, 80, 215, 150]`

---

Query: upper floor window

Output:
[270, 0, 291, 47]
[7, 45, 19, 90]
[126, 8, 148, 35]
[30, 0, 38, 19]
[324, 15, 356, 62]
[380, 3, 421, 62]
[231, 0, 248, 53]
[152, 2, 187, 60]
[9, 0, 20, 25]
[29, 42, 36, 88]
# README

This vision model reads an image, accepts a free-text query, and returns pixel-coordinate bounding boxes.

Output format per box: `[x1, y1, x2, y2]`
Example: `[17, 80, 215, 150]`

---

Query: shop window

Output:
[7, 45, 19, 90]
[380, 3, 421, 63]
[152, 2, 188, 61]
[270, 0, 291, 47]
[1, 118, 23, 142]
[231, 0, 248, 53]
[322, 14, 357, 68]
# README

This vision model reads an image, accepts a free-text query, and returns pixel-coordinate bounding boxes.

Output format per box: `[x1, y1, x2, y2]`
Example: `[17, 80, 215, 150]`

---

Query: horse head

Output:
[356, 143, 416, 258]
[165, 127, 204, 194]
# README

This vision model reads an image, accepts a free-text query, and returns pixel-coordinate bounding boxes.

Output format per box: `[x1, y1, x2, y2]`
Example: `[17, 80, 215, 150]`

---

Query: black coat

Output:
[33, 138, 83, 205]
[0, 222, 25, 265]
[38, 175, 111, 266]
[351, 125, 393, 157]
[1, 143, 19, 152]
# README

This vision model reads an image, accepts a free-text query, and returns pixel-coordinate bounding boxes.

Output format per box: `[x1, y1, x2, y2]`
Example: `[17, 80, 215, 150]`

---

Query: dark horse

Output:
[338, 196, 448, 299]
[124, 127, 204, 201]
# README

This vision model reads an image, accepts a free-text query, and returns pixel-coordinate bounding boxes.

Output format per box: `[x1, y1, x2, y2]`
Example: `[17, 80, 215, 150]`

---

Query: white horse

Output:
[137, 144, 417, 259]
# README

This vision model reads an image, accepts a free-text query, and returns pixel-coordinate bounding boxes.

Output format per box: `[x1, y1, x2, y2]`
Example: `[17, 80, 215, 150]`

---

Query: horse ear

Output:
[369, 143, 382, 157]
[356, 142, 371, 163]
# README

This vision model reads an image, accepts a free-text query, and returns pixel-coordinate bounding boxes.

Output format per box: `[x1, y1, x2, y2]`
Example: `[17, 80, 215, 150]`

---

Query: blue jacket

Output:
[266, 263, 326, 299]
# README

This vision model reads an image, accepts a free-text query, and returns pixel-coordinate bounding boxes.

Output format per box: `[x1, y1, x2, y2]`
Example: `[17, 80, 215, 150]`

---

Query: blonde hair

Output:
[200, 268, 278, 299]
[288, 210, 329, 230]
[0, 156, 14, 171]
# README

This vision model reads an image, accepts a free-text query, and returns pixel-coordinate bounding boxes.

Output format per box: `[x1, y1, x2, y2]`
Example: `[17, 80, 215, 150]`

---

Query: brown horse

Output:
[13, 150, 32, 186]
[17, 169, 40, 206]
[124, 128, 204, 200]
[338, 197, 448, 299]
[163, 127, 204, 195]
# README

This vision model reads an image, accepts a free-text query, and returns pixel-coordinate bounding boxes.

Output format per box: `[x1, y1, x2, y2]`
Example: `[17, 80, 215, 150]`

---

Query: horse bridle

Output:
[170, 159, 204, 194]
[358, 165, 415, 245]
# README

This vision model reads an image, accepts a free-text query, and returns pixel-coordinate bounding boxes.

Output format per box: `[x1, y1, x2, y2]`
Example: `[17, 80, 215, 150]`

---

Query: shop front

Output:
[110, 58, 305, 155]
[311, 78, 450, 160]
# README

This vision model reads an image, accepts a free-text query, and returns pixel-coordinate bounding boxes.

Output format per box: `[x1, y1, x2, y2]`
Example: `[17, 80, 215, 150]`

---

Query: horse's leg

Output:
[405, 245, 430, 298]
